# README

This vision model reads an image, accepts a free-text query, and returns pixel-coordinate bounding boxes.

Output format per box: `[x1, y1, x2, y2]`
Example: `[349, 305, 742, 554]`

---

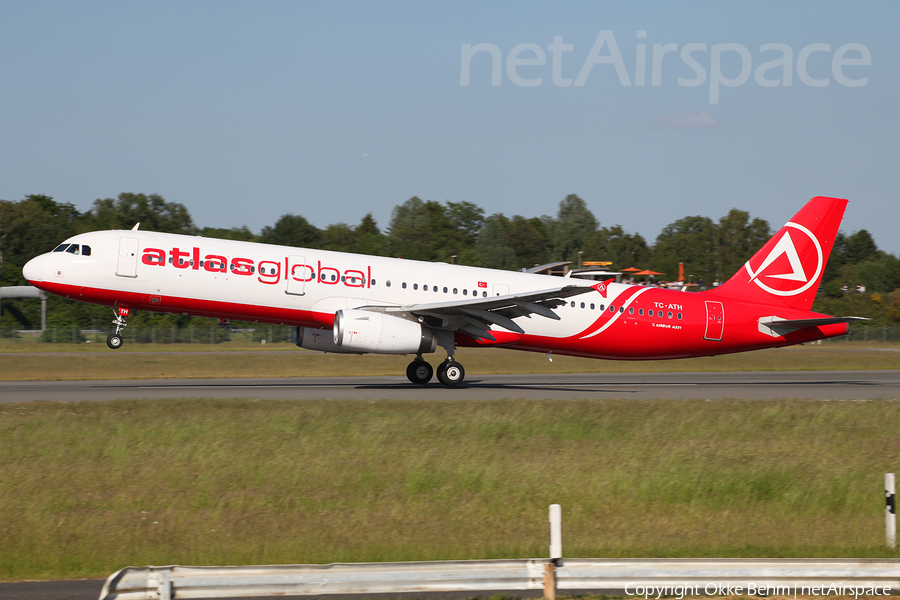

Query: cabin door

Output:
[116, 237, 138, 278]
[704, 300, 724, 341]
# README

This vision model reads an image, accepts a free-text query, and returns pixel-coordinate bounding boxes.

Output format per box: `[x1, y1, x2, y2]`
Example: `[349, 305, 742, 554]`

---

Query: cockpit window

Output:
[65, 245, 80, 255]
[82, 245, 91, 256]
[53, 244, 69, 252]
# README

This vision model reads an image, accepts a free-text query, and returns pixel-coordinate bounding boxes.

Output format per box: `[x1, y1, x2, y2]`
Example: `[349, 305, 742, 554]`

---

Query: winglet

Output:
[591, 278, 615, 299]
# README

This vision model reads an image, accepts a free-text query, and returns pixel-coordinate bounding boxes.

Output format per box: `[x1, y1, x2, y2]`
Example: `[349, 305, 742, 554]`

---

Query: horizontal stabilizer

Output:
[758, 315, 868, 337]
[768, 316, 869, 329]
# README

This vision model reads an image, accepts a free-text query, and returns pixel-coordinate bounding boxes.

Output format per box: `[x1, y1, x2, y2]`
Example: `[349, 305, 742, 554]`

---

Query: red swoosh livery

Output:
[22, 197, 864, 386]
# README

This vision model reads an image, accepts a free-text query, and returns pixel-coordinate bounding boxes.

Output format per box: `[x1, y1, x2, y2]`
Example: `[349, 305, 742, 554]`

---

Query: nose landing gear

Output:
[107, 306, 129, 350]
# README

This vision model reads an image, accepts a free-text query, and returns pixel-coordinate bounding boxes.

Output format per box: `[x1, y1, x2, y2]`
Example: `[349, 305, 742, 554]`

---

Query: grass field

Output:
[1, 397, 899, 581]
[0, 344, 899, 381]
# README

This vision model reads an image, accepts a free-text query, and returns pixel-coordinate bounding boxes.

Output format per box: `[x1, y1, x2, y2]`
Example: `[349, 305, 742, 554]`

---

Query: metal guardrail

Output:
[100, 558, 900, 600]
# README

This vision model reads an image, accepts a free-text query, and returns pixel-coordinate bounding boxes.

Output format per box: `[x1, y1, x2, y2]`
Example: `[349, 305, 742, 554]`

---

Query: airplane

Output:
[21, 196, 865, 386]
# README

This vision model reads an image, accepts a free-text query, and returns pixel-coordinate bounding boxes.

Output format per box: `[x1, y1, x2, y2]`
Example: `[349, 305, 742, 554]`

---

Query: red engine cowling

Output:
[333, 309, 437, 355]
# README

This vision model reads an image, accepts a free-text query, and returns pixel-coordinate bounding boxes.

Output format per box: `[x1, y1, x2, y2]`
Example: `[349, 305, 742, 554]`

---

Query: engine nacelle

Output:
[333, 309, 437, 355]
[293, 326, 363, 354]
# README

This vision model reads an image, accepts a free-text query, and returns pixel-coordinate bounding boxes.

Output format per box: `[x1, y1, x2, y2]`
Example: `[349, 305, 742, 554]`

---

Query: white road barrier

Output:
[99, 558, 900, 600]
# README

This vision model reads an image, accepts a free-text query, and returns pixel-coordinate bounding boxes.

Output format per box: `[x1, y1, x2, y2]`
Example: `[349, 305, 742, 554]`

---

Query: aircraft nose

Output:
[23, 255, 45, 283]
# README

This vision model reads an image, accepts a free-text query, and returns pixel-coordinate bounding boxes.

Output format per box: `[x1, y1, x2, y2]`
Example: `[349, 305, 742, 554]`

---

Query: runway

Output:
[3, 370, 900, 402]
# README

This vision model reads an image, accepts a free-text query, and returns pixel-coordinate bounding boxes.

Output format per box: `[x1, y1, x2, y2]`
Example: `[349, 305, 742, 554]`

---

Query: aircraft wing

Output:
[387, 285, 595, 341]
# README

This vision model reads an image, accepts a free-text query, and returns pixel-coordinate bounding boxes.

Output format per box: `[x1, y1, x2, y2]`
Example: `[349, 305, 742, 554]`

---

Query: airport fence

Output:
[0, 325, 295, 345]
[2, 324, 900, 345]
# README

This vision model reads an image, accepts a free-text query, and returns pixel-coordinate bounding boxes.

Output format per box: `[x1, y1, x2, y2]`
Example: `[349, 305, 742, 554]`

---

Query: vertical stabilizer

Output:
[707, 196, 847, 310]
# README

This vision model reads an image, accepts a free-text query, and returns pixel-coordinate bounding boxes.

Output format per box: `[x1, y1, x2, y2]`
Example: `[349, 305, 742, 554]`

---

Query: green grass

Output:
[1, 398, 899, 581]
[0, 345, 899, 381]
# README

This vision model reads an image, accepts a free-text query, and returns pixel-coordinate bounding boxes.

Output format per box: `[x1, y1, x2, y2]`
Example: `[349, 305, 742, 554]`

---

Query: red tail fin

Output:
[708, 196, 847, 310]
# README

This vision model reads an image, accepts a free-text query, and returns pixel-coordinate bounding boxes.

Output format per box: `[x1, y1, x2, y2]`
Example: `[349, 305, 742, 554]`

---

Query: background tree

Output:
[320, 223, 357, 252]
[475, 214, 517, 270]
[352, 213, 388, 256]
[0, 195, 82, 286]
[506, 216, 550, 268]
[198, 225, 257, 242]
[85, 193, 194, 234]
[551, 194, 598, 262]
[259, 214, 322, 248]
[713, 209, 771, 279]
[651, 215, 717, 285]
[386, 197, 481, 262]
[583, 225, 651, 271]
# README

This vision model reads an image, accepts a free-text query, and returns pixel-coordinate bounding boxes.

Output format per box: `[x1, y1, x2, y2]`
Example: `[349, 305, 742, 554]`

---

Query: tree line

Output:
[1, 192, 899, 331]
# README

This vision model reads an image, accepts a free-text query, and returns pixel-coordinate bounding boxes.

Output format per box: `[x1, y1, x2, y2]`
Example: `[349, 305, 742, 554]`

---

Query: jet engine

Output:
[333, 309, 437, 354]
[294, 326, 363, 354]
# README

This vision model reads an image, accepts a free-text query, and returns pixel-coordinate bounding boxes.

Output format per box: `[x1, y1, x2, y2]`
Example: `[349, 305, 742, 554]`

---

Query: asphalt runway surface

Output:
[3, 370, 900, 402]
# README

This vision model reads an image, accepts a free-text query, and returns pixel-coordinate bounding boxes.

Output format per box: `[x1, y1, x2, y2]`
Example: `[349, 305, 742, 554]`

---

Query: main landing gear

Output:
[406, 356, 433, 385]
[405, 346, 467, 387]
[436, 359, 465, 387]
[107, 307, 129, 350]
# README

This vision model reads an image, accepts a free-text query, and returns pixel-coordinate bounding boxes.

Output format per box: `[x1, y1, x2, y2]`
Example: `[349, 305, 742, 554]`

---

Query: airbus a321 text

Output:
[23, 196, 864, 386]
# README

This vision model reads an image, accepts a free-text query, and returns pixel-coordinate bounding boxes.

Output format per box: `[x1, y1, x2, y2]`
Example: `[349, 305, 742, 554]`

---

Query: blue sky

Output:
[2, 1, 898, 254]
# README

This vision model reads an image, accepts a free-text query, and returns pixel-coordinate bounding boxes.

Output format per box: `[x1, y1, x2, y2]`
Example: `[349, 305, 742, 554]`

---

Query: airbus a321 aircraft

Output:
[22, 196, 863, 386]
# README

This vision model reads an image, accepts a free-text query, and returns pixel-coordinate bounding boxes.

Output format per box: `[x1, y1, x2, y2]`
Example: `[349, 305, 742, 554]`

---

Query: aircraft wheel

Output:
[406, 360, 433, 385]
[436, 360, 465, 387]
[106, 334, 124, 350]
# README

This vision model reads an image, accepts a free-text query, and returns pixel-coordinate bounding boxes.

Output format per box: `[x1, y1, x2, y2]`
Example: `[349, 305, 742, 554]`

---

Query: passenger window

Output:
[619, 306, 625, 313]
[648, 309, 654, 316]
[386, 281, 391, 287]
[599, 304, 605, 311]
[52, 244, 69, 252]
[667, 311, 673, 318]
[590, 303, 595, 310]
[413, 283, 418, 290]
[639, 309, 644, 316]
[629, 307, 634, 314]
[463, 289, 468, 295]
[402, 282, 407, 289]
[570, 301, 575, 307]
[66, 245, 79, 255]
[677, 312, 683, 320]
[609, 305, 615, 312]
[581, 302, 585, 309]
[443, 287, 448, 293]
[423, 285, 428, 291]
[434, 286, 438, 292]
[482, 291, 487, 297]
